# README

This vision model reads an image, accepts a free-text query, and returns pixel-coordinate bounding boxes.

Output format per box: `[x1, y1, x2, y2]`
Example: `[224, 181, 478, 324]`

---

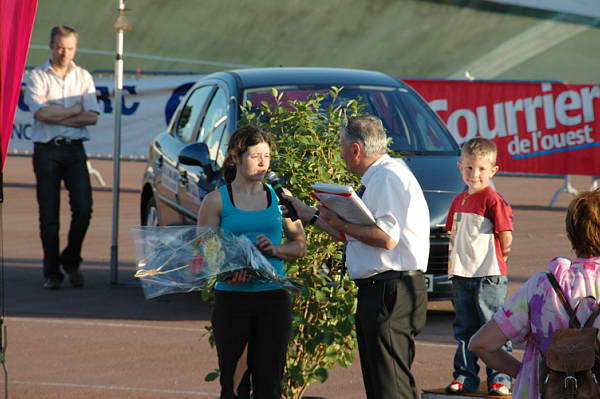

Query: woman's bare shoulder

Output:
[203, 189, 223, 207]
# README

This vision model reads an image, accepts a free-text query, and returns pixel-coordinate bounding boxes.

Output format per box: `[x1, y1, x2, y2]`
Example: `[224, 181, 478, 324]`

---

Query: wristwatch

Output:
[308, 210, 320, 225]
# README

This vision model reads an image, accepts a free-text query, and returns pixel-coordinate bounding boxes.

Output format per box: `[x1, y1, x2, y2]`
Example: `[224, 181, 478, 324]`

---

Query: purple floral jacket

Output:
[494, 256, 600, 399]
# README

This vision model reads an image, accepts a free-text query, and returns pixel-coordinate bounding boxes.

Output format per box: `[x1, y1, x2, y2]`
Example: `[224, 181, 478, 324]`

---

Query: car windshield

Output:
[243, 85, 458, 154]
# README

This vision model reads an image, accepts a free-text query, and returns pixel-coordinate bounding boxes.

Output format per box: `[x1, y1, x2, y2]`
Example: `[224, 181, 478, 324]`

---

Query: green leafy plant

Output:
[241, 87, 363, 399]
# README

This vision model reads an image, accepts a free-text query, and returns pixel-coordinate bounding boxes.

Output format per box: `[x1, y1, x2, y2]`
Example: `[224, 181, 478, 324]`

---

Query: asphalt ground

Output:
[0, 155, 591, 398]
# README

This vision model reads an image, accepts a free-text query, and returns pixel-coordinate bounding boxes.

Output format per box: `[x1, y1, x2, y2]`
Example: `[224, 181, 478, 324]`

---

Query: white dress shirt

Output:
[345, 154, 430, 280]
[24, 60, 100, 143]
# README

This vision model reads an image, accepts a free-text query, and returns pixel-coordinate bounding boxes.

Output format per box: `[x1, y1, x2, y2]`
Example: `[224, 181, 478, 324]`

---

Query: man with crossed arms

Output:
[25, 25, 100, 290]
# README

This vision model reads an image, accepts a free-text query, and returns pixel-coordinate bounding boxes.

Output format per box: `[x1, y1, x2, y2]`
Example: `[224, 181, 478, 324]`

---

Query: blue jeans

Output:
[33, 142, 92, 280]
[451, 276, 512, 392]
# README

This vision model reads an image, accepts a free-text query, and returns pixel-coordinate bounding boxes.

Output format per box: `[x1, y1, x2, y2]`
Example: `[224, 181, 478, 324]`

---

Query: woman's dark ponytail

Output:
[223, 157, 237, 183]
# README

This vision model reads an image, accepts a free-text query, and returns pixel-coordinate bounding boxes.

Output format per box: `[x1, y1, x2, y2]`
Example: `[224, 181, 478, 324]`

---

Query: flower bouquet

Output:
[132, 225, 301, 299]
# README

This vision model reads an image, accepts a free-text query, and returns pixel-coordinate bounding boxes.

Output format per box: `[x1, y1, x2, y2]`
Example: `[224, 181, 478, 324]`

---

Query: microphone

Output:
[265, 172, 299, 221]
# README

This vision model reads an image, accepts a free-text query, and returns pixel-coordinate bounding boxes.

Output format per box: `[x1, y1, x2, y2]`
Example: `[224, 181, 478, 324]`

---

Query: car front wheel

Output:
[143, 196, 159, 227]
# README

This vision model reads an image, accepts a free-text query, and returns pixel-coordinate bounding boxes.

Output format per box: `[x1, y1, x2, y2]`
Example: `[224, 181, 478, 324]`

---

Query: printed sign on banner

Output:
[405, 79, 600, 176]
[11, 74, 198, 158]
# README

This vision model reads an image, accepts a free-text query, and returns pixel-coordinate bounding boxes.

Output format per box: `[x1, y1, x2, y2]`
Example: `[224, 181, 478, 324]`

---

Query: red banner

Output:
[405, 79, 600, 176]
[0, 0, 38, 169]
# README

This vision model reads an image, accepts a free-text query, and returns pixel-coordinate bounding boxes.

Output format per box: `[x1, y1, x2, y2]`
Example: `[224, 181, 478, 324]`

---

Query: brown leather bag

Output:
[540, 273, 600, 399]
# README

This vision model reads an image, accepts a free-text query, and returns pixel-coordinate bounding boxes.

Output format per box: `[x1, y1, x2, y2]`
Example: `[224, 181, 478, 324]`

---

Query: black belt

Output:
[37, 137, 84, 146]
[354, 270, 423, 287]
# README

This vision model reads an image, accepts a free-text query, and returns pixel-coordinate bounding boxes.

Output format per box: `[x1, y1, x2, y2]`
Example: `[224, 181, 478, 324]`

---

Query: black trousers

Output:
[211, 289, 292, 399]
[33, 142, 92, 279]
[355, 273, 428, 399]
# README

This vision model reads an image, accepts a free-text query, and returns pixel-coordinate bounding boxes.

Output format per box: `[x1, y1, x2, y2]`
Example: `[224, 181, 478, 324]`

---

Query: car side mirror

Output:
[178, 142, 214, 179]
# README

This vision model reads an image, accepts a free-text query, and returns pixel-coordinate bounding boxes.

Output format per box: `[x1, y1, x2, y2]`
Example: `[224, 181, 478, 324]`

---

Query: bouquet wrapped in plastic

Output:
[132, 225, 300, 299]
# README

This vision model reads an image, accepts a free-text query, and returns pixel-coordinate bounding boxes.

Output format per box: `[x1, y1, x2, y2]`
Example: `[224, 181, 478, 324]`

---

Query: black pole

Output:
[0, 150, 8, 399]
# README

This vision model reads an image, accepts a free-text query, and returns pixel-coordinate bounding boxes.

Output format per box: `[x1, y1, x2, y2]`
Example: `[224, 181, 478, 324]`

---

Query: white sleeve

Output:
[81, 70, 100, 114]
[24, 70, 48, 114]
[363, 172, 404, 244]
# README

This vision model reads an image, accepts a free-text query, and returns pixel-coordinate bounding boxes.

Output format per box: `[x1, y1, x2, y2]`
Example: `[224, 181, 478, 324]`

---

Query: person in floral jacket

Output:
[469, 190, 600, 399]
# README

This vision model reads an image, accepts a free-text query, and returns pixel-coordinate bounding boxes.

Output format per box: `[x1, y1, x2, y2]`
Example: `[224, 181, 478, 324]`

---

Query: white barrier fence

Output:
[10, 73, 201, 158]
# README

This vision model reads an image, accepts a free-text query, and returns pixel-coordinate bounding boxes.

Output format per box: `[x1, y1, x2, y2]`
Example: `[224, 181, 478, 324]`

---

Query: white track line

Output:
[29, 45, 252, 68]
[8, 317, 522, 352]
[450, 17, 589, 79]
[10, 381, 216, 396]
[5, 317, 200, 332]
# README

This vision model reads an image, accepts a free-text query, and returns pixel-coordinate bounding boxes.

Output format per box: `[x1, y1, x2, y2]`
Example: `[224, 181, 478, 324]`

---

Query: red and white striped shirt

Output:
[445, 186, 513, 277]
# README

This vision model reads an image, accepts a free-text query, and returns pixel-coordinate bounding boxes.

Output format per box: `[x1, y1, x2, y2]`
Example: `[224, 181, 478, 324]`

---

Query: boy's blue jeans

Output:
[451, 276, 512, 392]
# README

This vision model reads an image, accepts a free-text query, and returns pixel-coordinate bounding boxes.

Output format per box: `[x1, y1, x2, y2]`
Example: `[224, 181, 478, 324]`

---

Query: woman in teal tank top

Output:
[197, 126, 306, 399]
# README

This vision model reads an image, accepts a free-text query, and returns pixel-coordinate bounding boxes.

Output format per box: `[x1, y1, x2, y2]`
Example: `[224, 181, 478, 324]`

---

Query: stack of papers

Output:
[311, 183, 375, 225]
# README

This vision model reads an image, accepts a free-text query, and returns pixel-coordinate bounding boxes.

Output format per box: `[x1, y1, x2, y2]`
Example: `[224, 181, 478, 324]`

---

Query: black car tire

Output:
[143, 196, 159, 227]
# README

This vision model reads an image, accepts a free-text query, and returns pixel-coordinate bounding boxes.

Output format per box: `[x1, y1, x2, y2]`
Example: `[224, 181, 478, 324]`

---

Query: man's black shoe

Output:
[68, 271, 84, 288]
[43, 276, 61, 290]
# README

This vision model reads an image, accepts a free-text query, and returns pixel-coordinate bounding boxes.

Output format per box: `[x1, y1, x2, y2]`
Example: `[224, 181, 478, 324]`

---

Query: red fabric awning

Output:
[0, 0, 38, 170]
